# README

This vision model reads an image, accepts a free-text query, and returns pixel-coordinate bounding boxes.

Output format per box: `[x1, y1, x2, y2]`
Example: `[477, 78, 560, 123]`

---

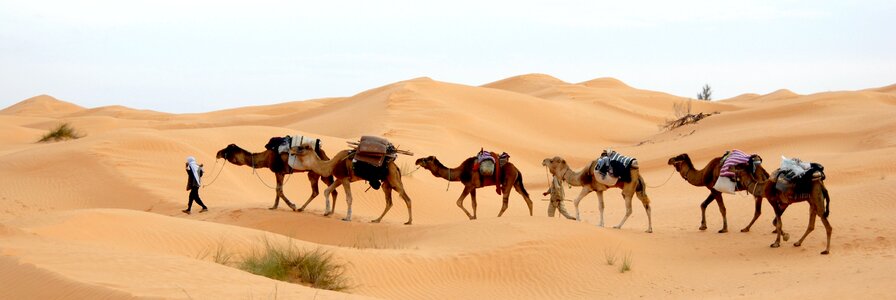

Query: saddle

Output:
[349, 136, 399, 190]
[353, 136, 396, 168]
[472, 150, 509, 194]
[595, 150, 636, 183]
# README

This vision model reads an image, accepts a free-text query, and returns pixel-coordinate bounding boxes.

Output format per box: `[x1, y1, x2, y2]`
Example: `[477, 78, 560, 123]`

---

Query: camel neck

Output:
[678, 159, 708, 186]
[559, 165, 585, 186]
[430, 159, 462, 182]
[306, 150, 349, 177]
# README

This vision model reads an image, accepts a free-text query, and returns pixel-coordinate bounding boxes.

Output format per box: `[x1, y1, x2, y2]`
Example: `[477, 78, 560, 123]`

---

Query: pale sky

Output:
[1, 0, 894, 113]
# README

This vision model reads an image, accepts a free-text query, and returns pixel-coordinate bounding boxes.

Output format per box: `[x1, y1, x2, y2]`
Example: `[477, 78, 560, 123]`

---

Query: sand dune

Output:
[1, 75, 895, 299]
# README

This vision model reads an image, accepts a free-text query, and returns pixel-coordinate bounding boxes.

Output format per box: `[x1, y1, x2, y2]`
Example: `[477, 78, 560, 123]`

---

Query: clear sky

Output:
[1, 0, 894, 113]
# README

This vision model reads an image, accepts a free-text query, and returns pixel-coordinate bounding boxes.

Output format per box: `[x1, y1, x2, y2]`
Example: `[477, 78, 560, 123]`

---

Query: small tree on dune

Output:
[697, 84, 712, 101]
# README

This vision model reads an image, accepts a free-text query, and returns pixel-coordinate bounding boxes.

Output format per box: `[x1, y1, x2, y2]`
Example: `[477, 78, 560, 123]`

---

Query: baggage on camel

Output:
[347, 136, 411, 190]
[712, 149, 756, 194]
[773, 156, 825, 196]
[473, 149, 510, 194]
[594, 149, 637, 185]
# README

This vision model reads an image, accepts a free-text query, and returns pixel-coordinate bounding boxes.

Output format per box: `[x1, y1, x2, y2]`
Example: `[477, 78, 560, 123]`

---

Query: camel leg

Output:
[456, 186, 475, 220]
[497, 193, 511, 217]
[270, 173, 283, 210]
[392, 180, 413, 225]
[573, 188, 592, 222]
[741, 196, 763, 232]
[715, 192, 728, 233]
[614, 193, 634, 230]
[794, 209, 817, 247]
[770, 208, 785, 248]
[513, 179, 533, 216]
[820, 215, 832, 255]
[635, 191, 653, 233]
[297, 173, 320, 212]
[596, 192, 606, 227]
[470, 188, 478, 220]
[276, 173, 297, 211]
[341, 178, 354, 222]
[372, 182, 393, 224]
[323, 180, 342, 216]
[699, 193, 714, 231]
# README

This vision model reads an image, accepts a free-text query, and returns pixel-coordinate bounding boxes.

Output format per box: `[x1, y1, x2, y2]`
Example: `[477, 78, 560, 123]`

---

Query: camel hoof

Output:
[296, 208, 304, 212]
[370, 219, 381, 223]
[770, 243, 780, 248]
[404, 221, 412, 225]
[646, 229, 653, 233]
[699, 226, 707, 231]
[323, 212, 332, 217]
[612, 225, 621, 229]
[342, 218, 351, 222]
[740, 228, 750, 233]
[783, 233, 791, 241]
[794, 242, 802, 247]
[820, 250, 829, 255]
[268, 207, 277, 210]
[718, 229, 728, 233]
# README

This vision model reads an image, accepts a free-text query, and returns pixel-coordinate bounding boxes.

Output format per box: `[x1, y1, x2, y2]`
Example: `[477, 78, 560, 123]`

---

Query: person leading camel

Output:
[544, 176, 575, 219]
[541, 155, 653, 233]
[183, 156, 208, 214]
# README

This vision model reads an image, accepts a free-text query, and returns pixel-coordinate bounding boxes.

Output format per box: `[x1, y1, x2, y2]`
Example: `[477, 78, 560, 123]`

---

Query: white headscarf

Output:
[186, 156, 201, 186]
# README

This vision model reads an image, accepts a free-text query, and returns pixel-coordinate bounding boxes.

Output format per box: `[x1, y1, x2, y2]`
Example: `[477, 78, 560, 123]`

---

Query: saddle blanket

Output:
[719, 149, 750, 178]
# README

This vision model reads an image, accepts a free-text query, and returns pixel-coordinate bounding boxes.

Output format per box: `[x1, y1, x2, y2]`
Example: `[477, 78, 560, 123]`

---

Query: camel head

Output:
[415, 156, 438, 170]
[216, 144, 250, 162]
[291, 144, 326, 167]
[667, 153, 692, 172]
[541, 156, 568, 176]
[731, 155, 769, 186]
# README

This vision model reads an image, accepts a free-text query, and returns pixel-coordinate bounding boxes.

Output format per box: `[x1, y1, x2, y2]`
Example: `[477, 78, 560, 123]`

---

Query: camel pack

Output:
[350, 136, 398, 190]
[775, 156, 825, 195]
[713, 149, 756, 194]
[263, 135, 323, 171]
[595, 150, 636, 183]
[473, 150, 509, 177]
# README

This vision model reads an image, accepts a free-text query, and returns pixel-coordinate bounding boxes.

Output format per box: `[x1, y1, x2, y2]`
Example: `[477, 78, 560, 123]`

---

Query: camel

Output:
[731, 163, 832, 254]
[541, 156, 653, 233]
[215, 144, 337, 211]
[667, 153, 765, 233]
[290, 144, 413, 225]
[414, 156, 533, 220]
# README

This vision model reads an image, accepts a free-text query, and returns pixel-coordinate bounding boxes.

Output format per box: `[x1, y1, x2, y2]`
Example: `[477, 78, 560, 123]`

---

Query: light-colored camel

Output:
[731, 163, 832, 254]
[290, 145, 413, 225]
[541, 156, 653, 233]
[216, 144, 337, 211]
[414, 156, 533, 220]
[667, 153, 765, 233]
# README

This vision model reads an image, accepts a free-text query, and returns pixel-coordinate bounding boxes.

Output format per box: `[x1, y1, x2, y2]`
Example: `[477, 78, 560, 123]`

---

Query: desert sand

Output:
[1, 74, 895, 299]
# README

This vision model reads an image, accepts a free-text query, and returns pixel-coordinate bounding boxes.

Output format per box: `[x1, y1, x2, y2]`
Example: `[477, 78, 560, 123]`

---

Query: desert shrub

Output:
[240, 242, 349, 291]
[38, 123, 83, 142]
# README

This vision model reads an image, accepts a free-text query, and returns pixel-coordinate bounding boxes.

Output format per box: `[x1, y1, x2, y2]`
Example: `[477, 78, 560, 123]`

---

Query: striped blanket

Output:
[719, 150, 750, 178]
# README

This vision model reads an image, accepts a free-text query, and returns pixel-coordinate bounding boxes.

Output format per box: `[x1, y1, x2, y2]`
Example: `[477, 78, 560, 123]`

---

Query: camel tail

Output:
[515, 171, 529, 198]
[823, 185, 830, 218]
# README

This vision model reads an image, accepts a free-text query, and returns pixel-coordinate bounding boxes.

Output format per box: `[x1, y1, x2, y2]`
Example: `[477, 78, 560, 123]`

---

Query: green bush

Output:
[38, 123, 83, 142]
[240, 242, 349, 291]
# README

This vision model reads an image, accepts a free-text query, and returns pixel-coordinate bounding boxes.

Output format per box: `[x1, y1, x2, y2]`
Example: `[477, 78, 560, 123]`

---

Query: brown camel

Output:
[414, 156, 534, 220]
[216, 144, 337, 211]
[290, 145, 413, 225]
[667, 153, 765, 233]
[541, 156, 653, 233]
[731, 163, 832, 254]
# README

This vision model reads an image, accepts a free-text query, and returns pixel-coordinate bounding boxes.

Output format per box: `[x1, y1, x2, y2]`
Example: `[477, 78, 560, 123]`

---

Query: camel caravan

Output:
[212, 137, 832, 254]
